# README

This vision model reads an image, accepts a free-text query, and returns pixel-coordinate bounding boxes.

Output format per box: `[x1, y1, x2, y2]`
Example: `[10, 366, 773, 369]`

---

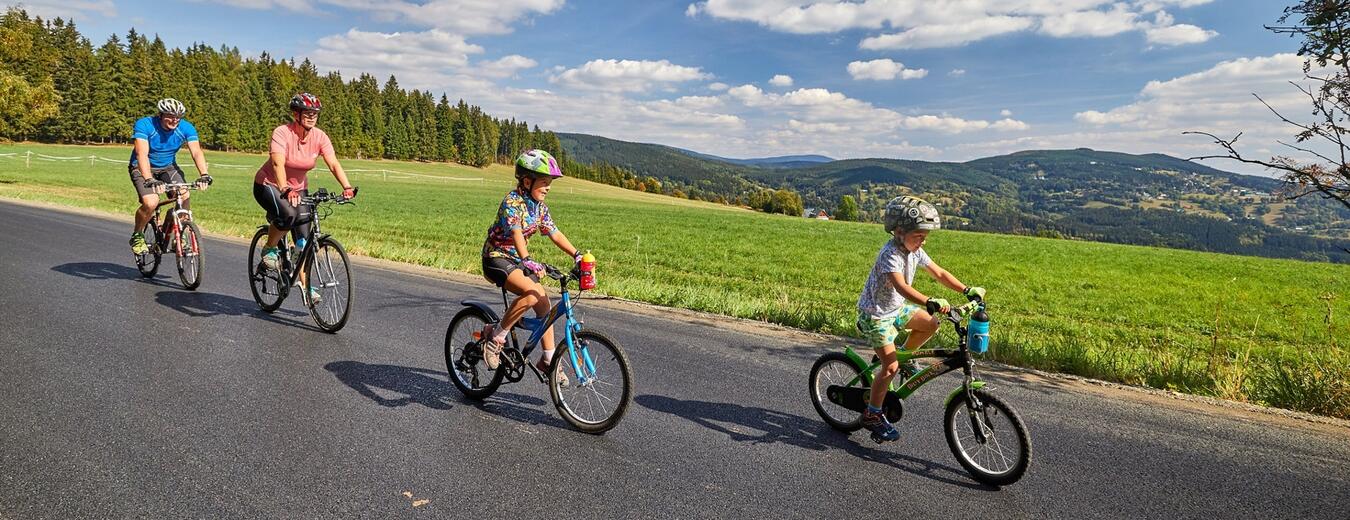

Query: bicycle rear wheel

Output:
[944, 388, 1032, 486]
[306, 237, 353, 333]
[550, 329, 632, 434]
[445, 307, 505, 399]
[175, 220, 204, 290]
[809, 352, 866, 432]
[135, 220, 161, 278]
[247, 227, 286, 312]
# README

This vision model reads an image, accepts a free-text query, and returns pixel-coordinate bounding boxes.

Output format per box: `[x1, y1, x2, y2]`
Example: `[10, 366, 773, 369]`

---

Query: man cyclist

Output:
[129, 98, 212, 255]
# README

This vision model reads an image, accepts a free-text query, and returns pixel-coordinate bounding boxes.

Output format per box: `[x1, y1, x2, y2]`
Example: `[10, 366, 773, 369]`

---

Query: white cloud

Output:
[708, 82, 730, 91]
[7, 0, 116, 20]
[312, 29, 485, 87]
[552, 59, 712, 92]
[675, 95, 724, 110]
[1000, 109, 1013, 117]
[949, 69, 967, 77]
[691, 1, 1217, 49]
[769, 74, 794, 87]
[847, 59, 927, 81]
[475, 55, 538, 78]
[1145, 23, 1216, 45]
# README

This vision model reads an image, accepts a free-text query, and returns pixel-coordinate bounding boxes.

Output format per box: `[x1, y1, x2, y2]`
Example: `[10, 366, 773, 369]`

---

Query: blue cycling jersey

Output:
[127, 116, 199, 169]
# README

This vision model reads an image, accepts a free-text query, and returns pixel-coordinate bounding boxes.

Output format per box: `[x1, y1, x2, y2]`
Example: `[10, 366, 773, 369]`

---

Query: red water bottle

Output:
[579, 252, 596, 290]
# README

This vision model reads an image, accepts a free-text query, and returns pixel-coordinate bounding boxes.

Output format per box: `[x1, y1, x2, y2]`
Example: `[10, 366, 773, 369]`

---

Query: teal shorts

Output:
[857, 303, 923, 349]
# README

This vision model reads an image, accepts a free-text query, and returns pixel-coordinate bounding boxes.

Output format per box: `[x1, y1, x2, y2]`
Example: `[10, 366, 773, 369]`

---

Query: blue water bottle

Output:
[966, 307, 990, 353]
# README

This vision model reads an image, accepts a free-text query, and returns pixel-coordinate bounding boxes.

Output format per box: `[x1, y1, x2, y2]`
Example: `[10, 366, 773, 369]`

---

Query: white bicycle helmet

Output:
[156, 98, 186, 117]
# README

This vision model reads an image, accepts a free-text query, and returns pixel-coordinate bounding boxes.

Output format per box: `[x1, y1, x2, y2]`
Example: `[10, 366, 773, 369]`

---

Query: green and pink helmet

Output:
[514, 149, 563, 180]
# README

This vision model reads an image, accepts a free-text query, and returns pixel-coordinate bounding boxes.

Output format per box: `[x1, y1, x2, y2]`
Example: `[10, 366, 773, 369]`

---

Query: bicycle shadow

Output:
[154, 290, 310, 325]
[51, 261, 177, 287]
[323, 362, 558, 428]
[636, 395, 994, 490]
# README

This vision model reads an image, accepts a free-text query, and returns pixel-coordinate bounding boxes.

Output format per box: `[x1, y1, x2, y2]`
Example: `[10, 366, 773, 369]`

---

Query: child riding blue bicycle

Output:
[857, 195, 985, 442]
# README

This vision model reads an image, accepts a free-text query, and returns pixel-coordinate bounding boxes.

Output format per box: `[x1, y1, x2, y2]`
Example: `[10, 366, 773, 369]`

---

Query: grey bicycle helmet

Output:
[883, 196, 940, 234]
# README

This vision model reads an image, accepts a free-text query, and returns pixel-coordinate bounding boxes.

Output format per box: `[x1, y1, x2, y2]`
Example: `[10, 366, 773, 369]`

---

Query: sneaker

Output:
[308, 287, 322, 304]
[129, 233, 149, 255]
[900, 360, 922, 381]
[862, 409, 900, 443]
[537, 358, 568, 387]
[480, 324, 504, 370]
[261, 246, 280, 270]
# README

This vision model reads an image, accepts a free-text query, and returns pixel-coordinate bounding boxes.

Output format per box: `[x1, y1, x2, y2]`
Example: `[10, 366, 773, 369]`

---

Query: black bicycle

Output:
[135, 182, 205, 290]
[247, 187, 356, 332]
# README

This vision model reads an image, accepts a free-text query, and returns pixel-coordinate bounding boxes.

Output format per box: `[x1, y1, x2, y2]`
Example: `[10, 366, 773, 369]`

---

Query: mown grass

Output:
[3, 143, 1347, 418]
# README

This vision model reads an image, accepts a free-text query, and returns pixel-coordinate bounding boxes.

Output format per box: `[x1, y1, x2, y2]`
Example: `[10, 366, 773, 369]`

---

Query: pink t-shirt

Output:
[254, 124, 334, 191]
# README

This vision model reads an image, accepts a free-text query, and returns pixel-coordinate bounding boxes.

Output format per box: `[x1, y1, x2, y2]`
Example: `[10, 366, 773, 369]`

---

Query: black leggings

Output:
[252, 183, 312, 241]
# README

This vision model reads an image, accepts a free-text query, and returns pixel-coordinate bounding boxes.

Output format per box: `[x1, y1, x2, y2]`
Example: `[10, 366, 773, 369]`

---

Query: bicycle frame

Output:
[840, 301, 988, 405]
[506, 281, 596, 385]
[151, 186, 195, 255]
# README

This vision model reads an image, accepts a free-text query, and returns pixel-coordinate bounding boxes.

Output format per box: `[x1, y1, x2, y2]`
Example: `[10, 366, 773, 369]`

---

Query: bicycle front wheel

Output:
[944, 388, 1032, 486]
[809, 352, 866, 432]
[306, 237, 353, 333]
[175, 220, 204, 290]
[247, 227, 286, 312]
[444, 307, 505, 400]
[136, 221, 161, 278]
[550, 329, 632, 434]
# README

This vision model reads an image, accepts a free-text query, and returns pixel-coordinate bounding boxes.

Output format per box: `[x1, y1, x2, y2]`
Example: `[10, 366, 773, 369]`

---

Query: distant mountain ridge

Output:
[557, 132, 1349, 263]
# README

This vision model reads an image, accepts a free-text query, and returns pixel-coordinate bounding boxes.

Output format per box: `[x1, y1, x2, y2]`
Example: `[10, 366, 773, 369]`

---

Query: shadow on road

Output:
[154, 290, 309, 326]
[51, 261, 176, 287]
[636, 394, 993, 490]
[323, 362, 558, 429]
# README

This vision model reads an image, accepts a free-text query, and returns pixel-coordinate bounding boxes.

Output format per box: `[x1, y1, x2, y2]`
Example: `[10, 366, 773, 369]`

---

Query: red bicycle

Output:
[135, 182, 205, 290]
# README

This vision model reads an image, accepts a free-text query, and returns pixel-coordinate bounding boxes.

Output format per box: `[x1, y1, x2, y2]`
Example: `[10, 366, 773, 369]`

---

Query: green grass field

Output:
[3, 143, 1347, 418]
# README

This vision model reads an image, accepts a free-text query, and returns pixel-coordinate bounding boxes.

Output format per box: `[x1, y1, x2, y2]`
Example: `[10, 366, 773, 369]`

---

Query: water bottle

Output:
[579, 252, 596, 290]
[966, 307, 990, 353]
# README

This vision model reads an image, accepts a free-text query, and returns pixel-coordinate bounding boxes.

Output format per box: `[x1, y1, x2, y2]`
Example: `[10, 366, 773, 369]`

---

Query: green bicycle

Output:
[808, 297, 1032, 486]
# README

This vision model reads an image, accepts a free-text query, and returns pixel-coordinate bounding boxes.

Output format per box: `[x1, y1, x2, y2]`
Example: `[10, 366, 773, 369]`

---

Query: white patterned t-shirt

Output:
[857, 239, 931, 319]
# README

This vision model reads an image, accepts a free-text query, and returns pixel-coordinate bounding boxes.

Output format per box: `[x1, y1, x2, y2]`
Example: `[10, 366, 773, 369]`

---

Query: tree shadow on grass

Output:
[636, 394, 995, 490]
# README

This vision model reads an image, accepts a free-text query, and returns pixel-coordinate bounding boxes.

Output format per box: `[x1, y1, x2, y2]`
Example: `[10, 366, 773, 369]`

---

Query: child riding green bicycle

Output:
[856, 195, 985, 442]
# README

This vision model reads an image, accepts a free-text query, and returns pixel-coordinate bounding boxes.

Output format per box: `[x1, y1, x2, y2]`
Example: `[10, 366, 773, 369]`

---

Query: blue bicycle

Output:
[445, 262, 633, 434]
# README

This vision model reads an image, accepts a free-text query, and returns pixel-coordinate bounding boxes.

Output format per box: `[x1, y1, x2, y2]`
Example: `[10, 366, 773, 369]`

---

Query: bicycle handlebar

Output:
[300, 187, 358, 206]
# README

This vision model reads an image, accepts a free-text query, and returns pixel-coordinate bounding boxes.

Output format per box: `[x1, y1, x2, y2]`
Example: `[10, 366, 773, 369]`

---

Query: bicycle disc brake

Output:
[502, 348, 526, 383]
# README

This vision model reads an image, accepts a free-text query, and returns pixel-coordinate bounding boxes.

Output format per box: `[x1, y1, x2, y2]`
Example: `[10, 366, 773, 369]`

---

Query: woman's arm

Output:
[320, 147, 354, 195]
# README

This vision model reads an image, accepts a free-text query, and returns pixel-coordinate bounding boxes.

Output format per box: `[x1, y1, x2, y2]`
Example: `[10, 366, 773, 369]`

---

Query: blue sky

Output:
[7, 1, 1318, 173]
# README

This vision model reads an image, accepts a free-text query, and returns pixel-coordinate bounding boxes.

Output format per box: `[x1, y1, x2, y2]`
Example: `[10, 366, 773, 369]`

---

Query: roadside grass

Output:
[2, 143, 1347, 418]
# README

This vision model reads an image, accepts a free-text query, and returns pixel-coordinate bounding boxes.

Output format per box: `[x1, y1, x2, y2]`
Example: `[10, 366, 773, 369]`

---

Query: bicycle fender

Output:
[460, 300, 502, 323]
[944, 381, 987, 407]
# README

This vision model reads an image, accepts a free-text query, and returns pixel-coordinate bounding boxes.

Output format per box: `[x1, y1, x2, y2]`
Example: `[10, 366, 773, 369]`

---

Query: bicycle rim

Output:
[247, 227, 286, 311]
[945, 390, 1031, 485]
[551, 330, 632, 433]
[444, 309, 504, 399]
[307, 238, 353, 332]
[176, 221, 203, 290]
[809, 352, 865, 432]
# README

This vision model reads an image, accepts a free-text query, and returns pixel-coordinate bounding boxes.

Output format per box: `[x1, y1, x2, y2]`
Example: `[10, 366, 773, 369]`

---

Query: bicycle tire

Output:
[175, 220, 204, 290]
[306, 237, 353, 333]
[445, 307, 505, 400]
[549, 329, 633, 434]
[247, 227, 286, 312]
[809, 352, 866, 432]
[944, 388, 1032, 486]
[135, 220, 161, 278]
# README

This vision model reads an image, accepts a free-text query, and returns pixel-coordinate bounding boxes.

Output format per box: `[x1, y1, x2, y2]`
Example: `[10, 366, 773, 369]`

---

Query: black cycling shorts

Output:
[129, 164, 186, 198]
[253, 183, 312, 235]
[482, 255, 538, 288]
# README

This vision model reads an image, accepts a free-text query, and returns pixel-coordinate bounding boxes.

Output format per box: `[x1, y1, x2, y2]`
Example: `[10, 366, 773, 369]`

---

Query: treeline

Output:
[0, 9, 662, 200]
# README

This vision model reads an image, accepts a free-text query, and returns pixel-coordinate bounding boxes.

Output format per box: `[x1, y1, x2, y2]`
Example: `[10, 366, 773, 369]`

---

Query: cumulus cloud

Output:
[847, 59, 928, 81]
[689, 1, 1217, 50]
[475, 55, 538, 78]
[769, 74, 795, 87]
[708, 82, 730, 91]
[1000, 109, 1013, 117]
[552, 59, 712, 92]
[1145, 23, 1216, 45]
[218, 0, 564, 35]
[311, 29, 485, 87]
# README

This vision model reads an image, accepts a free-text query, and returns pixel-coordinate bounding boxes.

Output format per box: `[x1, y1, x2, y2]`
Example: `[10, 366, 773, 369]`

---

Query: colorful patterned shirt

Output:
[482, 189, 558, 260]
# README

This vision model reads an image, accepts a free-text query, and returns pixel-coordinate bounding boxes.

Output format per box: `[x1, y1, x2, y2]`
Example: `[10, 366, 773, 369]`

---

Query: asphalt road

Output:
[1, 200, 1347, 519]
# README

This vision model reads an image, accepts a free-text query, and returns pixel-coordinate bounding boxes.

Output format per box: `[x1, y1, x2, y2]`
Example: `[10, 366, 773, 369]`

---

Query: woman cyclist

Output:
[252, 92, 357, 302]
[479, 150, 584, 380]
